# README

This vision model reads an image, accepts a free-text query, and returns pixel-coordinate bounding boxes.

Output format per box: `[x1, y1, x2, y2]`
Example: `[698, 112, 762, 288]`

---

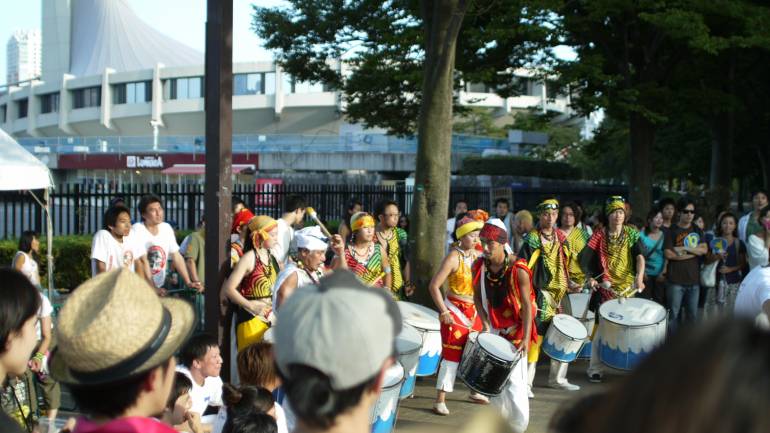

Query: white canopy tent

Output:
[0, 128, 56, 298]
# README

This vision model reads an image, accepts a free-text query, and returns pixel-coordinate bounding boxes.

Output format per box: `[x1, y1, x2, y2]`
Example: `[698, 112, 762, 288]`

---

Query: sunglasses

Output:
[681, 209, 695, 215]
[538, 203, 559, 211]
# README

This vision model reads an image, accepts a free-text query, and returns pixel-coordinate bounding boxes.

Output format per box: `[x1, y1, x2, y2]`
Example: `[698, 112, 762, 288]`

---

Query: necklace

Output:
[485, 256, 510, 284]
[378, 228, 395, 242]
[350, 242, 374, 261]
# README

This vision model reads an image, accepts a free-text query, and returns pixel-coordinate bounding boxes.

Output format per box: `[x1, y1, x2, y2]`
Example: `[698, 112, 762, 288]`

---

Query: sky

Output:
[0, 0, 282, 85]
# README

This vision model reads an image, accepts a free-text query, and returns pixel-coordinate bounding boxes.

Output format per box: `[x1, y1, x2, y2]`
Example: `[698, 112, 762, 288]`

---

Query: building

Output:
[6, 29, 42, 85]
[0, 0, 583, 182]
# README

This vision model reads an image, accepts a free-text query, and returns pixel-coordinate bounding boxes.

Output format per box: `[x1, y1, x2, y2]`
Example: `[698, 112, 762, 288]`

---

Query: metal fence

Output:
[0, 183, 493, 239]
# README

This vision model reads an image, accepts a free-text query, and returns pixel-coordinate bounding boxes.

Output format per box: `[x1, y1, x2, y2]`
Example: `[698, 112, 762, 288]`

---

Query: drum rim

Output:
[598, 299, 667, 328]
[476, 335, 519, 363]
[550, 315, 589, 341]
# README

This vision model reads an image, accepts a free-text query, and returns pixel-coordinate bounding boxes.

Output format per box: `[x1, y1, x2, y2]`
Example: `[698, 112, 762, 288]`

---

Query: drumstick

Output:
[305, 207, 333, 239]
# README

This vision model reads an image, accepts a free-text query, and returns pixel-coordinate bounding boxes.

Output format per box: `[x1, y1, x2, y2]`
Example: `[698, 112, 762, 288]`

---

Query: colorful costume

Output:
[230, 208, 255, 268]
[346, 213, 387, 288]
[564, 227, 589, 287]
[382, 227, 409, 300]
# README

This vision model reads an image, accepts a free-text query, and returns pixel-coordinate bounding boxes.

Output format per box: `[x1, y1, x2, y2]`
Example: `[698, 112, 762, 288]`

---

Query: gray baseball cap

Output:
[274, 270, 402, 390]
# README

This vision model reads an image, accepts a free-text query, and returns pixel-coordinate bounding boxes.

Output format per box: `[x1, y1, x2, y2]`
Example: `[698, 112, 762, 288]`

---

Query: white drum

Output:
[598, 297, 667, 370]
[563, 293, 591, 318]
[397, 302, 442, 376]
[396, 325, 422, 399]
[370, 362, 404, 433]
[542, 314, 588, 363]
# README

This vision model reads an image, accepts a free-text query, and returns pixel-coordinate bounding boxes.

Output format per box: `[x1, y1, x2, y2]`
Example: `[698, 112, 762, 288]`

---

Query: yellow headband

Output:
[247, 215, 277, 249]
[455, 220, 484, 240]
[605, 196, 626, 216]
[537, 199, 560, 215]
[350, 213, 376, 232]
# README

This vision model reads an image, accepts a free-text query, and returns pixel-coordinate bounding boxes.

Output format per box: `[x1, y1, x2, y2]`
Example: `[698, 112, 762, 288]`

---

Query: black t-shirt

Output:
[0, 411, 24, 433]
[664, 224, 705, 285]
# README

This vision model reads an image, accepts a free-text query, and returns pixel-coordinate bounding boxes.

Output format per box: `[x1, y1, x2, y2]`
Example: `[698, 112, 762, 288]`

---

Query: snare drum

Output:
[396, 325, 422, 399]
[598, 298, 667, 370]
[397, 302, 442, 376]
[370, 362, 404, 433]
[457, 332, 520, 396]
[542, 314, 588, 363]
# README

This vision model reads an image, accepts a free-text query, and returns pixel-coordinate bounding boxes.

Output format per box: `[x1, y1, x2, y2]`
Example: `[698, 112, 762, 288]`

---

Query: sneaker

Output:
[528, 387, 535, 399]
[433, 402, 450, 416]
[588, 373, 603, 383]
[468, 392, 489, 404]
[548, 381, 581, 391]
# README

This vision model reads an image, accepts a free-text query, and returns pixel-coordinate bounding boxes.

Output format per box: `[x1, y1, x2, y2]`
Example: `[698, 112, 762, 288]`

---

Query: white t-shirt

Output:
[747, 234, 769, 270]
[176, 365, 224, 417]
[131, 222, 180, 288]
[13, 251, 40, 288]
[211, 401, 289, 433]
[734, 266, 770, 318]
[90, 230, 146, 276]
[36, 292, 53, 341]
[272, 219, 294, 265]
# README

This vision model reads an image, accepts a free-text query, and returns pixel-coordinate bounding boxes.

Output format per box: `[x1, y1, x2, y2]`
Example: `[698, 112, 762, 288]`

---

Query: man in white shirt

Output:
[132, 195, 201, 295]
[445, 199, 468, 252]
[734, 265, 770, 319]
[91, 205, 146, 276]
[738, 189, 769, 243]
[176, 334, 224, 425]
[272, 195, 306, 268]
[494, 198, 514, 244]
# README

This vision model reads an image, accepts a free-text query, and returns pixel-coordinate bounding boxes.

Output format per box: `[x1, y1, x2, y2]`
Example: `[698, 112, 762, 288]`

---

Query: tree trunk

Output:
[628, 113, 654, 216]
[409, 0, 467, 306]
[757, 142, 770, 191]
[708, 53, 734, 212]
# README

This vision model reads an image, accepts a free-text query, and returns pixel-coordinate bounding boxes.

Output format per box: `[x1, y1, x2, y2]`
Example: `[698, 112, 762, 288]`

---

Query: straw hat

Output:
[50, 269, 195, 385]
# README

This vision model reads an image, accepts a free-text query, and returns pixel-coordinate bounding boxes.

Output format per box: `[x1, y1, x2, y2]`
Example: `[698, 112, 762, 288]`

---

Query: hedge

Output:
[0, 224, 341, 292]
[461, 155, 582, 179]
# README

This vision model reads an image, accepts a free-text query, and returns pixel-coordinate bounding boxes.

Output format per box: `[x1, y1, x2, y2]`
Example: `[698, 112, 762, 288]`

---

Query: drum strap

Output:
[479, 262, 491, 320]
[445, 296, 474, 328]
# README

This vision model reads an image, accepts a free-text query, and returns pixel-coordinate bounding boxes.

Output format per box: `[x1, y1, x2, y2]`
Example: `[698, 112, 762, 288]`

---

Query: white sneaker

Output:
[469, 392, 489, 404]
[548, 381, 581, 391]
[528, 387, 535, 399]
[433, 402, 450, 416]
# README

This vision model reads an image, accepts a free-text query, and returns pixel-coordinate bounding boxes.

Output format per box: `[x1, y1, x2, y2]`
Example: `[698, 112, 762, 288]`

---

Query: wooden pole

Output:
[204, 0, 233, 379]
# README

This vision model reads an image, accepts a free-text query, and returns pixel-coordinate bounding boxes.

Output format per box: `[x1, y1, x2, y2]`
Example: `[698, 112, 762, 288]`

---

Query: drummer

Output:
[428, 210, 489, 415]
[579, 196, 646, 383]
[518, 198, 582, 394]
[473, 219, 537, 432]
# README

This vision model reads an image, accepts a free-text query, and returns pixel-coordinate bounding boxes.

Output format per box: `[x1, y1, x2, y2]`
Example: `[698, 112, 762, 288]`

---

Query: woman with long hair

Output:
[704, 212, 746, 314]
[12, 231, 41, 288]
[641, 209, 667, 305]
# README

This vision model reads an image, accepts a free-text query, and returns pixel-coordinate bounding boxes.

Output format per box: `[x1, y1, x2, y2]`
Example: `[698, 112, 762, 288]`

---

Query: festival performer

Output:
[473, 219, 537, 433]
[518, 199, 581, 395]
[428, 210, 489, 415]
[272, 226, 345, 311]
[230, 208, 255, 268]
[560, 202, 590, 289]
[223, 216, 280, 352]
[579, 196, 645, 383]
[334, 212, 392, 289]
[375, 200, 414, 300]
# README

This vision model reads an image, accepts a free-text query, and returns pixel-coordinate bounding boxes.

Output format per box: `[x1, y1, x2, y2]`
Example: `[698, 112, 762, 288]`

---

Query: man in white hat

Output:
[272, 226, 345, 311]
[273, 270, 401, 433]
[50, 269, 196, 433]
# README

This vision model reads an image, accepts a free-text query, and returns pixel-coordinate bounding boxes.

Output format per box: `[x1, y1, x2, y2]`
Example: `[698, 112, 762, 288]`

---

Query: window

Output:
[166, 77, 203, 100]
[114, 81, 151, 104]
[17, 98, 28, 119]
[234, 73, 264, 95]
[73, 86, 101, 109]
[40, 93, 60, 114]
[283, 75, 328, 94]
[264, 73, 275, 95]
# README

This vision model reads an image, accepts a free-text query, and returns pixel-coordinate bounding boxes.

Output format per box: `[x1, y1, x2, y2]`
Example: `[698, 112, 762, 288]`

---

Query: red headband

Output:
[479, 223, 508, 244]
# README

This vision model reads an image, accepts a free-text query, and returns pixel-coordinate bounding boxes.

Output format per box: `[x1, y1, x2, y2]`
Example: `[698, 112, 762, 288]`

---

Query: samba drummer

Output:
[473, 219, 537, 432]
[579, 196, 646, 383]
[428, 210, 489, 415]
[518, 199, 582, 394]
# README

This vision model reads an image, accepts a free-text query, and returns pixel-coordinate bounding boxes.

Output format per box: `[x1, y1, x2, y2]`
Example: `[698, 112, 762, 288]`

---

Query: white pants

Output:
[491, 358, 529, 433]
[436, 360, 459, 392]
[548, 359, 571, 385]
[587, 326, 603, 377]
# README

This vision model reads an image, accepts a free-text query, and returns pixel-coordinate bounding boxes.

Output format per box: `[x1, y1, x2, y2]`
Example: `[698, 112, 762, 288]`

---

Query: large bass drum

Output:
[457, 332, 520, 396]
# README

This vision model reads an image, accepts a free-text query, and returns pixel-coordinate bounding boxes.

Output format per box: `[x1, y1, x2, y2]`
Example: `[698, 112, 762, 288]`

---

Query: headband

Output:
[248, 215, 277, 249]
[232, 209, 255, 234]
[537, 199, 560, 215]
[605, 196, 626, 216]
[350, 212, 376, 232]
[479, 218, 509, 245]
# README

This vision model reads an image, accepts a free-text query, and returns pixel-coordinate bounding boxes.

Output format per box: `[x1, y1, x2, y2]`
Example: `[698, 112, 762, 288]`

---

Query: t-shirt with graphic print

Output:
[131, 222, 179, 288]
[664, 224, 704, 285]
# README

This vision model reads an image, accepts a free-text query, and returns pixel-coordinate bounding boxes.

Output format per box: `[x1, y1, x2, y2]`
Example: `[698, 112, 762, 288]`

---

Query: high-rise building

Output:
[6, 29, 42, 85]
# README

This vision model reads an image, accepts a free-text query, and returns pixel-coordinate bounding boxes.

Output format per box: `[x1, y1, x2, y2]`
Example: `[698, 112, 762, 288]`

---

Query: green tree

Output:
[252, 0, 555, 302]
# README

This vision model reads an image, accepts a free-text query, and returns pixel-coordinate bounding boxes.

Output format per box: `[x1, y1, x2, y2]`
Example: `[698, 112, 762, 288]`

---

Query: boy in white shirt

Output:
[132, 195, 201, 295]
[176, 334, 224, 426]
[91, 205, 146, 276]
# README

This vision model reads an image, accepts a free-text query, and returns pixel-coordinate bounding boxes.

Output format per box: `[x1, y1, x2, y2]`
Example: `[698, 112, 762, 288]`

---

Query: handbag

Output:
[700, 260, 718, 288]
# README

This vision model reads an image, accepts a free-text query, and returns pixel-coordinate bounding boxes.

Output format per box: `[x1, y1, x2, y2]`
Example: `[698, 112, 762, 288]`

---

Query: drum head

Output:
[383, 362, 405, 388]
[552, 314, 588, 340]
[477, 333, 516, 361]
[396, 325, 422, 353]
[599, 298, 666, 326]
[566, 293, 591, 316]
[398, 302, 440, 331]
